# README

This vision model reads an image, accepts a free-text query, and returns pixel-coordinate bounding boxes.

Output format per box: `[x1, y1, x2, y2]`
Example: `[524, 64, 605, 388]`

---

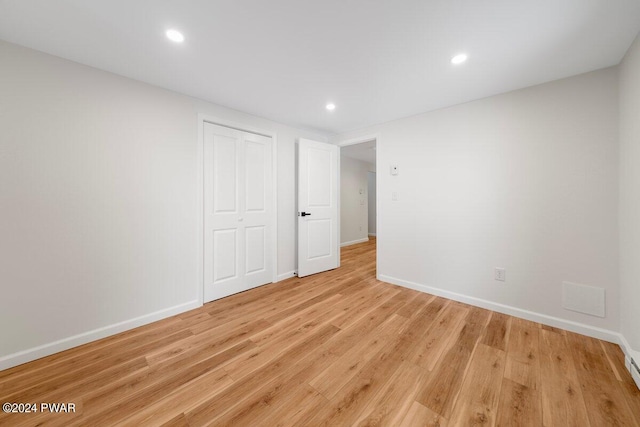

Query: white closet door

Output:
[204, 123, 273, 302]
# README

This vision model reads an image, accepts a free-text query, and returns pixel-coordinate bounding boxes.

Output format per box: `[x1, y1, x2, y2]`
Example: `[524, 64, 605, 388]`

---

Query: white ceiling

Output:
[1, 0, 639, 136]
[342, 140, 376, 165]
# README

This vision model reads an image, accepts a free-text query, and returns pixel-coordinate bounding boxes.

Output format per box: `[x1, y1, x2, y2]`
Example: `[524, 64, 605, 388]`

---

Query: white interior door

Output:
[204, 123, 273, 302]
[297, 138, 339, 277]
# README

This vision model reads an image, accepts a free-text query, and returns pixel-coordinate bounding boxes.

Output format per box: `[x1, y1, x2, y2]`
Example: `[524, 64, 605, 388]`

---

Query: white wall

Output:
[340, 156, 372, 246]
[0, 41, 328, 368]
[368, 171, 377, 235]
[336, 68, 620, 336]
[619, 32, 640, 363]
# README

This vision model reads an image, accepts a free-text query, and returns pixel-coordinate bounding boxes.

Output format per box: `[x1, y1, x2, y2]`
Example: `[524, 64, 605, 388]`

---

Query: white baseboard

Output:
[0, 299, 201, 371]
[340, 237, 369, 247]
[368, 233, 377, 237]
[378, 274, 620, 344]
[276, 271, 297, 282]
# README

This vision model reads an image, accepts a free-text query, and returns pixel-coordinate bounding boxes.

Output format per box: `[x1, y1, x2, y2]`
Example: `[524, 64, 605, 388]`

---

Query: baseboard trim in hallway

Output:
[340, 237, 369, 247]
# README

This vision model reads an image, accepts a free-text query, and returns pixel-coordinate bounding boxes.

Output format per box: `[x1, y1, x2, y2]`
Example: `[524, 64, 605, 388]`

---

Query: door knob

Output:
[238, 217, 244, 222]
[300, 212, 311, 217]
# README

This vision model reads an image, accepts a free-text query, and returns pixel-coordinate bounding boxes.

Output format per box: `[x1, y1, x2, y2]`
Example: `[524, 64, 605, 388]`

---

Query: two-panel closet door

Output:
[203, 123, 273, 302]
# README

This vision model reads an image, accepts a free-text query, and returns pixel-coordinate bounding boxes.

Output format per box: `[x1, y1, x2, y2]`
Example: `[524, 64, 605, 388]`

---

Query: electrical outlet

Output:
[495, 268, 506, 282]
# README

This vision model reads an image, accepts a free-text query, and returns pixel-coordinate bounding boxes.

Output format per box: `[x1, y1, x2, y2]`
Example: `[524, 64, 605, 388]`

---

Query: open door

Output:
[297, 138, 339, 277]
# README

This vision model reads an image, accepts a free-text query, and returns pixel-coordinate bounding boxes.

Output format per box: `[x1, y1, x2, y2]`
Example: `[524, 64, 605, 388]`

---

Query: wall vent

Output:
[561, 281, 605, 318]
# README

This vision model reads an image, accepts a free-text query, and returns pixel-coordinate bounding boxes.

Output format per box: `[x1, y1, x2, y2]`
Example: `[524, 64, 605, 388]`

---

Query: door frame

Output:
[197, 114, 278, 306]
[337, 134, 380, 278]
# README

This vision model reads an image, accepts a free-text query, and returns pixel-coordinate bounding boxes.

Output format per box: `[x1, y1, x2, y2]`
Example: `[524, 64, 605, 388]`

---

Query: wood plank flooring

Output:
[1, 238, 638, 426]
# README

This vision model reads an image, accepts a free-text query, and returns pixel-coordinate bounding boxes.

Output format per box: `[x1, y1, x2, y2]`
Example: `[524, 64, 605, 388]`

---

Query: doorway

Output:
[339, 138, 377, 270]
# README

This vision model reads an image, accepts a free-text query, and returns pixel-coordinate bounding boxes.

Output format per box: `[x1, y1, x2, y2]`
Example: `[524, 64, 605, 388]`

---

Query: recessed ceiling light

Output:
[326, 103, 336, 111]
[451, 53, 468, 65]
[166, 29, 185, 43]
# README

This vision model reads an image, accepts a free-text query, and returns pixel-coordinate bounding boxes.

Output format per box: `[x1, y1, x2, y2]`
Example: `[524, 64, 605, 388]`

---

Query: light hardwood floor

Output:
[1, 238, 639, 426]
